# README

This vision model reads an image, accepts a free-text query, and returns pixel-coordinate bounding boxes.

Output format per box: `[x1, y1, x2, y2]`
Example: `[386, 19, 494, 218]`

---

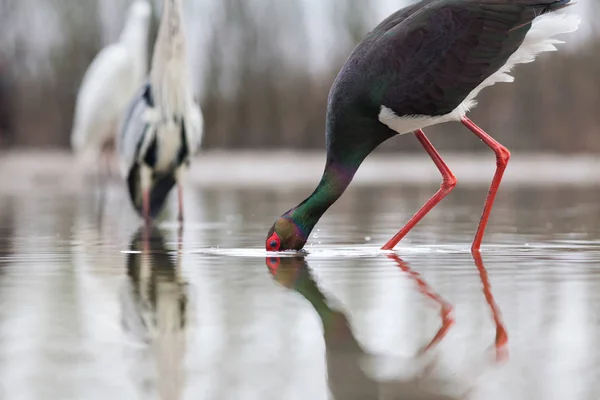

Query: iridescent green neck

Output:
[287, 159, 358, 240]
[293, 266, 337, 330]
[293, 266, 358, 346]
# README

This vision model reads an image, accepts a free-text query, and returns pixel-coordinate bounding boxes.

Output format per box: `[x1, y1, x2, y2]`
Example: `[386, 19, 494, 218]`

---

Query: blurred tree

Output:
[0, 0, 598, 154]
[202, 0, 316, 149]
[0, 54, 13, 148]
[330, 0, 374, 55]
[46, 0, 103, 147]
[6, 0, 102, 147]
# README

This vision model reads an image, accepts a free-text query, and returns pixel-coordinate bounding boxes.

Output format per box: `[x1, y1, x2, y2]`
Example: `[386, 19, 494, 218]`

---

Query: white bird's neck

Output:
[150, 0, 191, 115]
[120, 10, 150, 81]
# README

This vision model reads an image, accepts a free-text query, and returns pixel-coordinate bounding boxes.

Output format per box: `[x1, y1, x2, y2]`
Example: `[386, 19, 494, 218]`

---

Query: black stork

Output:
[266, 0, 579, 253]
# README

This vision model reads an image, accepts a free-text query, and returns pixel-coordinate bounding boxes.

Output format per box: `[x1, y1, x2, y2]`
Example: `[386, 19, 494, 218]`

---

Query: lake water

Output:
[0, 168, 599, 400]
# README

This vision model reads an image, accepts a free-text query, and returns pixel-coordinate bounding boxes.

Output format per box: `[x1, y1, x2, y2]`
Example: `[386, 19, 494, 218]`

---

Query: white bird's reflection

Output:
[121, 226, 189, 400]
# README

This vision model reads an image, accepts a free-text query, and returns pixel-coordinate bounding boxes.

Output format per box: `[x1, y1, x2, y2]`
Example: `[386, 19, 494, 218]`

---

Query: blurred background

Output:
[0, 0, 597, 153]
[1, 3, 599, 398]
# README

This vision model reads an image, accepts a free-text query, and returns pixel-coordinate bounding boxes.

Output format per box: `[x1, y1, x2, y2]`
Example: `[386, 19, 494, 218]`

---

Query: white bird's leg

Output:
[97, 150, 111, 228]
[175, 167, 185, 224]
[140, 164, 153, 226]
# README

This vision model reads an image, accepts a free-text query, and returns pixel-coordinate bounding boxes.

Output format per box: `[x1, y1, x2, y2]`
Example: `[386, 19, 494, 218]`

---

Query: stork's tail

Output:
[127, 165, 176, 219]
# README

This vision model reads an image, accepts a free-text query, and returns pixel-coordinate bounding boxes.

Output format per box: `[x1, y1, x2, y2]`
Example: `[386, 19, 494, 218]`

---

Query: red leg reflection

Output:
[177, 223, 183, 255]
[143, 223, 150, 253]
[389, 254, 454, 353]
[472, 251, 509, 362]
[143, 189, 151, 226]
[177, 183, 185, 223]
[382, 129, 457, 250]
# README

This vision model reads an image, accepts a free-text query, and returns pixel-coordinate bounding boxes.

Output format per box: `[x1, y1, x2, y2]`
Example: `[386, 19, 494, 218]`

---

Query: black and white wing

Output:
[117, 81, 158, 178]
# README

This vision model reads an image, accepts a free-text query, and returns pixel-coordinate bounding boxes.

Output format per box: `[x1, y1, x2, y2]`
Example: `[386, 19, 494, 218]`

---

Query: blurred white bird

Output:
[117, 0, 203, 223]
[121, 227, 189, 399]
[71, 0, 152, 174]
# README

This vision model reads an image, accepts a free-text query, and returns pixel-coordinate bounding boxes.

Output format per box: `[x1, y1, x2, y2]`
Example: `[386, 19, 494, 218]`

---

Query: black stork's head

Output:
[265, 160, 358, 252]
[265, 214, 308, 252]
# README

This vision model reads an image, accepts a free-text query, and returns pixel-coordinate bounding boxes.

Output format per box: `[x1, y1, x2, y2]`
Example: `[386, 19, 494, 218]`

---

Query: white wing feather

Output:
[117, 83, 159, 178]
[71, 43, 138, 161]
[185, 98, 204, 156]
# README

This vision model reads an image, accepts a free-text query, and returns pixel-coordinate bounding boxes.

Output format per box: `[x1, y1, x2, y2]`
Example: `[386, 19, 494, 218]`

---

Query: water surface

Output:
[0, 180, 599, 400]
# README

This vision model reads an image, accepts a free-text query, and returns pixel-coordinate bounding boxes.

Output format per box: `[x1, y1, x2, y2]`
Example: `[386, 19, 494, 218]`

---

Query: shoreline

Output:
[1, 150, 599, 192]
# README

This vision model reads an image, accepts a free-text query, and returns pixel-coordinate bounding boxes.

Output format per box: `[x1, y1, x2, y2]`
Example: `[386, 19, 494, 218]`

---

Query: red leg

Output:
[382, 129, 457, 250]
[472, 251, 508, 362]
[461, 117, 511, 252]
[389, 255, 454, 353]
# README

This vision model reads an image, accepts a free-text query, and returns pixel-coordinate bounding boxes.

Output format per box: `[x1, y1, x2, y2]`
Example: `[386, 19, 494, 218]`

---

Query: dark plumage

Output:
[326, 0, 574, 162]
[266, 0, 578, 252]
[126, 162, 178, 219]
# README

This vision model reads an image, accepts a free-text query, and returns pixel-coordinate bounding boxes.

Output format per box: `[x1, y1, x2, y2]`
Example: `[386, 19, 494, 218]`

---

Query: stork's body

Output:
[266, 0, 579, 253]
[118, 0, 203, 223]
[71, 0, 151, 171]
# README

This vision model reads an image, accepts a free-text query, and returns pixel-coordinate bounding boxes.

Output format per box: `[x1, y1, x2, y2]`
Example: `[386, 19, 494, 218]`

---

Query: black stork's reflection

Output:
[472, 251, 508, 362]
[390, 253, 507, 361]
[266, 255, 461, 400]
[266, 252, 508, 399]
[121, 226, 189, 400]
[387, 254, 455, 355]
